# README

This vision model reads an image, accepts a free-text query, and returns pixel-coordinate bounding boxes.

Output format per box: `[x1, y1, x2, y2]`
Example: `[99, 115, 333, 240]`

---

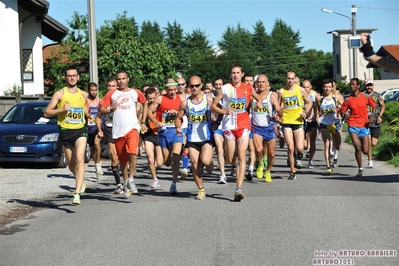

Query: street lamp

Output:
[88, 0, 98, 83]
[321, 5, 358, 78]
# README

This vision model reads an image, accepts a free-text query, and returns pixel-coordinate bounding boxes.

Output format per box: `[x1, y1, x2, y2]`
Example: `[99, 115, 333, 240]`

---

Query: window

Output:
[22, 49, 33, 81]
[335, 54, 341, 75]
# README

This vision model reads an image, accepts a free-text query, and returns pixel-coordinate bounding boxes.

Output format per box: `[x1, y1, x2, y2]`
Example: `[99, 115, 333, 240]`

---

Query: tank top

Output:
[252, 91, 274, 127]
[57, 87, 86, 129]
[86, 98, 100, 133]
[319, 95, 340, 125]
[156, 95, 182, 128]
[186, 95, 212, 142]
[363, 91, 382, 127]
[221, 82, 252, 130]
[281, 84, 304, 125]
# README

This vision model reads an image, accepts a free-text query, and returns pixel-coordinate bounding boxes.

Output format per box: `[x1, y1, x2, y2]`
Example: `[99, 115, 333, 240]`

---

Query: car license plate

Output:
[10, 147, 27, 153]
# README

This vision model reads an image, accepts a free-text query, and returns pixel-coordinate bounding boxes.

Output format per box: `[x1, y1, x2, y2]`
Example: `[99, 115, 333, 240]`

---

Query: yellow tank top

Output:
[57, 87, 86, 129]
[281, 84, 304, 125]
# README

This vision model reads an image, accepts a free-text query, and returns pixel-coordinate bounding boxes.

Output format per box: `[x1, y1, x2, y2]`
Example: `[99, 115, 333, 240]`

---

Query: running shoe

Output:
[288, 171, 297, 180]
[295, 160, 303, 169]
[263, 157, 268, 168]
[123, 186, 131, 198]
[333, 159, 339, 168]
[72, 193, 81, 205]
[356, 169, 364, 177]
[80, 182, 86, 194]
[180, 168, 188, 180]
[195, 188, 206, 200]
[367, 161, 373, 169]
[217, 174, 227, 184]
[256, 164, 264, 179]
[150, 179, 160, 189]
[298, 152, 304, 160]
[246, 170, 253, 181]
[231, 166, 237, 177]
[308, 161, 314, 169]
[169, 183, 178, 195]
[305, 151, 310, 158]
[127, 181, 138, 194]
[264, 171, 272, 183]
[325, 167, 333, 175]
[95, 163, 103, 177]
[113, 184, 124, 194]
[233, 188, 244, 202]
[205, 161, 214, 174]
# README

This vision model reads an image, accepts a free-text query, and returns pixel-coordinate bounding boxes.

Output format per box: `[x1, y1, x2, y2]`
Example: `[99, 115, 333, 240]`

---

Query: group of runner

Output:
[45, 64, 384, 205]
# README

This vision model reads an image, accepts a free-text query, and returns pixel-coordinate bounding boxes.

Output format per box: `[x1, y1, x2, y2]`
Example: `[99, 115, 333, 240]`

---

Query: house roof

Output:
[327, 28, 378, 35]
[367, 44, 399, 69]
[18, 0, 69, 42]
[377, 45, 399, 61]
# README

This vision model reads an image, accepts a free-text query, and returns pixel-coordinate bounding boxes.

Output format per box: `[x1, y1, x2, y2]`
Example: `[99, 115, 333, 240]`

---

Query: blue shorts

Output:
[158, 128, 184, 149]
[213, 129, 223, 136]
[252, 124, 276, 141]
[348, 126, 370, 138]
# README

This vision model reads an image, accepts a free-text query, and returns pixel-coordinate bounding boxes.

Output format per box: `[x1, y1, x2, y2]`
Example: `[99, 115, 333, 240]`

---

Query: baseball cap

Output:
[365, 78, 374, 85]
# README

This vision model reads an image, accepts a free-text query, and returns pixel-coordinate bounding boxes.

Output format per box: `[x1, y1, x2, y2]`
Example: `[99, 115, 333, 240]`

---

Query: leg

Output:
[283, 127, 295, 171]
[144, 141, 157, 179]
[214, 134, 225, 176]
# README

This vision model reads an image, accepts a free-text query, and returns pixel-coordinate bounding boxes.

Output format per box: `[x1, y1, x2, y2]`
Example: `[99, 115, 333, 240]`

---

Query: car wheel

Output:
[84, 143, 91, 163]
[57, 150, 67, 168]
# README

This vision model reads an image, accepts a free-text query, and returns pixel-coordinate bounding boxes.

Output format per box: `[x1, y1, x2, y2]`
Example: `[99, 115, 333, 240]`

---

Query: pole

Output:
[351, 5, 357, 78]
[88, 0, 98, 84]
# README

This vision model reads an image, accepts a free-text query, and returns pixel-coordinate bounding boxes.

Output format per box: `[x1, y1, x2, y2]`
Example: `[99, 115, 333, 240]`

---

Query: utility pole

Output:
[88, 0, 98, 83]
[351, 4, 358, 78]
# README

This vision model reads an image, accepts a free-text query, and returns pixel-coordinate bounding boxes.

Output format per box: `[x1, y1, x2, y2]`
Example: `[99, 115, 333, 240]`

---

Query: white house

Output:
[328, 28, 399, 92]
[0, 0, 68, 96]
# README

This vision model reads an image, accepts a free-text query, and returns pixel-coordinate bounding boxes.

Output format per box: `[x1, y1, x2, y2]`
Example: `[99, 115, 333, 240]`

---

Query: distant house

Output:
[327, 28, 377, 83]
[0, 0, 68, 96]
[367, 44, 399, 92]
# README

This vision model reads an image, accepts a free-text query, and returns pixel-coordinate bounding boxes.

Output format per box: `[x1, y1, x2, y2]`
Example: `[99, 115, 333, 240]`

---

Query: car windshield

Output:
[388, 91, 399, 100]
[1, 105, 57, 124]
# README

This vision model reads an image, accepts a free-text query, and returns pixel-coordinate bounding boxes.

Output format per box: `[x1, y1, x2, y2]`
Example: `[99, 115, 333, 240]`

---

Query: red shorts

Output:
[114, 129, 139, 165]
[223, 128, 250, 140]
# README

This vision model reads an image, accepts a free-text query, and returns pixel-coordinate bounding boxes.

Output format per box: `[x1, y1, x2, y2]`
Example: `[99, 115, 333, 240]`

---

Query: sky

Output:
[44, 0, 399, 53]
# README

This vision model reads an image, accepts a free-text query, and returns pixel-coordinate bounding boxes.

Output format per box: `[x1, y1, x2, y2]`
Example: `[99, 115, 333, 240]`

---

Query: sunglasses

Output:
[177, 83, 186, 86]
[366, 84, 373, 86]
[190, 84, 201, 88]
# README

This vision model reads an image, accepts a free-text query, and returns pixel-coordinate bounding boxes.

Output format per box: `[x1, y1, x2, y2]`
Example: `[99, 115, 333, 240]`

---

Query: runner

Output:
[340, 78, 376, 177]
[251, 74, 282, 182]
[147, 79, 184, 195]
[99, 70, 146, 198]
[175, 76, 214, 200]
[277, 71, 312, 180]
[44, 66, 90, 205]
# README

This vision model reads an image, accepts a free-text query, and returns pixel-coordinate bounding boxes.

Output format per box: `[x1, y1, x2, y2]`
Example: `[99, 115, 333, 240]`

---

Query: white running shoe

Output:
[127, 181, 138, 194]
[180, 168, 188, 179]
[150, 179, 160, 189]
[217, 174, 227, 184]
[367, 161, 374, 168]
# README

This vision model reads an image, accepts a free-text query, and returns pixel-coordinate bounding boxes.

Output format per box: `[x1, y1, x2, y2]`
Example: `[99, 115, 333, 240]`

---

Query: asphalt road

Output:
[0, 138, 398, 266]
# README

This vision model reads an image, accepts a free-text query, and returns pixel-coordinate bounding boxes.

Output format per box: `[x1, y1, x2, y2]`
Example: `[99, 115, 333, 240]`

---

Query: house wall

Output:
[332, 32, 374, 82]
[20, 8, 44, 95]
[0, 0, 21, 95]
[373, 79, 399, 93]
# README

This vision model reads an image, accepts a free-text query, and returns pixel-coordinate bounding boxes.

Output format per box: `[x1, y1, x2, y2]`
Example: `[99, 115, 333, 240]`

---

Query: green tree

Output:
[164, 20, 185, 72]
[44, 12, 89, 95]
[265, 19, 304, 90]
[301, 49, 333, 91]
[140, 20, 164, 44]
[217, 23, 256, 77]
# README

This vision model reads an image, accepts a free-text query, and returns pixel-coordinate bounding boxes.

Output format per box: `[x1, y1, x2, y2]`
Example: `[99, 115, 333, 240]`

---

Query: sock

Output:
[334, 150, 339, 160]
[182, 152, 189, 169]
[112, 165, 121, 184]
[128, 177, 133, 183]
[124, 180, 128, 185]
[249, 166, 253, 171]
